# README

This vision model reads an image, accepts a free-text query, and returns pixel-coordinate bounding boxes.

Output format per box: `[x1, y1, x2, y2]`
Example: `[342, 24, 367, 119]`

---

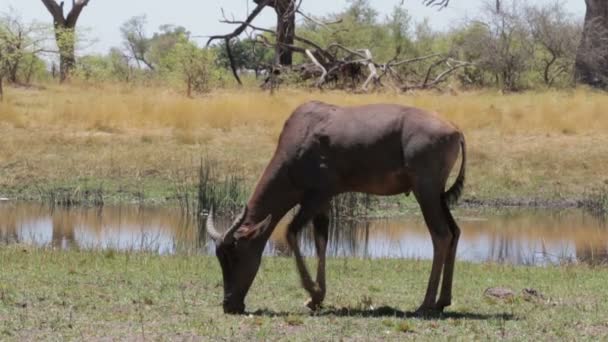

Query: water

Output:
[0, 202, 606, 265]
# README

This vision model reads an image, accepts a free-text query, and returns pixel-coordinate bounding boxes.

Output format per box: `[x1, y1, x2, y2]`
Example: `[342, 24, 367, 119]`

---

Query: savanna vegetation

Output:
[1, 0, 608, 339]
[1, 83, 608, 213]
[1, 0, 607, 213]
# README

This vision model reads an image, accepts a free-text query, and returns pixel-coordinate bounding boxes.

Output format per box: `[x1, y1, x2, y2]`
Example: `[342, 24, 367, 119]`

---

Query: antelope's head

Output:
[206, 207, 272, 314]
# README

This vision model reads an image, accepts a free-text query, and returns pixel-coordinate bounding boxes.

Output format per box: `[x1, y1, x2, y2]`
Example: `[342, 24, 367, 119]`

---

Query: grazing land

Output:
[1, 84, 607, 210]
[0, 246, 606, 340]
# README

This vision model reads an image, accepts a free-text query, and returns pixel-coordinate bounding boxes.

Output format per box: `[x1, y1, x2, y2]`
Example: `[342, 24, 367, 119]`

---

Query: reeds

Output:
[196, 157, 249, 216]
[35, 184, 104, 207]
[330, 193, 374, 220]
[579, 187, 608, 216]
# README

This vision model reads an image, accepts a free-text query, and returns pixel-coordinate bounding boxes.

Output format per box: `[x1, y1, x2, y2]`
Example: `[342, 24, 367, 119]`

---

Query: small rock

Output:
[0, 197, 9, 201]
[484, 287, 515, 300]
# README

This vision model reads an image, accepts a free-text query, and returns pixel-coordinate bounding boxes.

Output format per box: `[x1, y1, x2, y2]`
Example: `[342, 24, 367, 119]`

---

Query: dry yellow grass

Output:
[4, 83, 608, 133]
[1, 82, 607, 203]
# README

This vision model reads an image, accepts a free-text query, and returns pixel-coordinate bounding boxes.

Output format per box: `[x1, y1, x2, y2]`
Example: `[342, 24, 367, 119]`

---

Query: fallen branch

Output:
[401, 58, 472, 91]
[305, 49, 327, 88]
[360, 49, 380, 92]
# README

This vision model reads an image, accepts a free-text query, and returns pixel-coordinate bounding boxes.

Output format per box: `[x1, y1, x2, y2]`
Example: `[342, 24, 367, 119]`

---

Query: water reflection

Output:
[0, 203, 606, 265]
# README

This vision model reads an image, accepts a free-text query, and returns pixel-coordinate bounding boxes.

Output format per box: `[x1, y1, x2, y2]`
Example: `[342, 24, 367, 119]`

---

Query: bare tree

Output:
[526, 2, 581, 87]
[255, 0, 296, 65]
[575, 0, 608, 88]
[40, 0, 91, 82]
[454, 0, 533, 91]
[120, 15, 156, 71]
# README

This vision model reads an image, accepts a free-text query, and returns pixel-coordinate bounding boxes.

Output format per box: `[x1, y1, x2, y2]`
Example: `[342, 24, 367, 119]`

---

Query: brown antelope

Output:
[206, 101, 466, 314]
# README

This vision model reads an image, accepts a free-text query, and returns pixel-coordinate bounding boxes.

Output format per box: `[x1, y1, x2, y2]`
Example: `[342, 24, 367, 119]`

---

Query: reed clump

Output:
[197, 157, 249, 216]
[579, 187, 608, 216]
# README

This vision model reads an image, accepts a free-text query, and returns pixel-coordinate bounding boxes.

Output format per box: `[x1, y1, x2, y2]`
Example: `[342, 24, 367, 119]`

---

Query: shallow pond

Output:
[0, 202, 606, 266]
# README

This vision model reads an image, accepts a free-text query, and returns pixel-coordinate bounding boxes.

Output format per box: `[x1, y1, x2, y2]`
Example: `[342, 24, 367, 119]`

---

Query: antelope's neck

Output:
[244, 160, 299, 228]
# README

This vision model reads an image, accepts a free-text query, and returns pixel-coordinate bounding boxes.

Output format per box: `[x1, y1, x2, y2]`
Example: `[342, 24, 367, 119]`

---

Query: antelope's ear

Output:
[234, 215, 272, 240]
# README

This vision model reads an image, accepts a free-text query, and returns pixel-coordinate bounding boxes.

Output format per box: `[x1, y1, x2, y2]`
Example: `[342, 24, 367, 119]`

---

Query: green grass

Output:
[0, 246, 607, 340]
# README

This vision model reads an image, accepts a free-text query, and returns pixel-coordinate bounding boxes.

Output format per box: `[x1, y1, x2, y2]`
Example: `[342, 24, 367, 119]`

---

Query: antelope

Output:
[206, 101, 466, 315]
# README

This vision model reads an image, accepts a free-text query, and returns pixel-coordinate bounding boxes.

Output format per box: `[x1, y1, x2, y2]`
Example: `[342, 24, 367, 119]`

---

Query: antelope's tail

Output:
[443, 133, 466, 206]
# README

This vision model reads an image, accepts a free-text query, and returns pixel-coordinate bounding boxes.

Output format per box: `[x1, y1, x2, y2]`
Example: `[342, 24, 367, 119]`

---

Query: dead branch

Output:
[206, 0, 271, 47]
[360, 49, 381, 92]
[296, 10, 343, 29]
[401, 58, 472, 91]
[255, 34, 306, 55]
[326, 43, 368, 60]
[206, 0, 273, 85]
[305, 49, 327, 88]
[222, 19, 334, 62]
[422, 0, 450, 9]
[388, 53, 443, 67]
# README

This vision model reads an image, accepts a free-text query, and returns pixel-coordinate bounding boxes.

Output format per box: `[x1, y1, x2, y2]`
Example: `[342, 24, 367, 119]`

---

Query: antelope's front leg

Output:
[304, 212, 330, 310]
[286, 198, 328, 310]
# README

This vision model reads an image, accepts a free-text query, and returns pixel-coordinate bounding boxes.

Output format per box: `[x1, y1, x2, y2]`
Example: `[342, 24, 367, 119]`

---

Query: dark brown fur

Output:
[207, 101, 466, 314]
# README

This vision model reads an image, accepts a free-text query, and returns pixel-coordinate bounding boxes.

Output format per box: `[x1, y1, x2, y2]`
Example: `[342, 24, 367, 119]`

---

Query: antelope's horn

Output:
[205, 208, 223, 242]
[223, 206, 248, 244]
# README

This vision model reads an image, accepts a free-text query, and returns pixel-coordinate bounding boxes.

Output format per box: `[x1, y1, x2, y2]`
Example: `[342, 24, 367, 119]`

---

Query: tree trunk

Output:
[40, 0, 90, 83]
[0, 75, 4, 102]
[8, 62, 19, 83]
[274, 0, 295, 66]
[56, 28, 77, 82]
[575, 0, 608, 87]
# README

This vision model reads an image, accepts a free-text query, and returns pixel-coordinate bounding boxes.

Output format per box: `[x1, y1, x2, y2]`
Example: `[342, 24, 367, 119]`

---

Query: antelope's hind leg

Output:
[436, 198, 461, 310]
[414, 187, 454, 314]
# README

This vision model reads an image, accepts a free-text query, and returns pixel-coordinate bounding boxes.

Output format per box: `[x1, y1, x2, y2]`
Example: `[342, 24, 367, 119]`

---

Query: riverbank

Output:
[0, 246, 606, 340]
[1, 84, 607, 213]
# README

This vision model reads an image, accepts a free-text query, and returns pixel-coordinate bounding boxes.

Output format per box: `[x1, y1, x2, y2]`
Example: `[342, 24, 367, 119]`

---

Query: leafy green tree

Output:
[0, 12, 49, 84]
[161, 37, 223, 96]
[18, 53, 47, 84]
[148, 25, 190, 68]
[74, 54, 113, 81]
[121, 16, 192, 73]
[216, 38, 273, 77]
[386, 5, 414, 57]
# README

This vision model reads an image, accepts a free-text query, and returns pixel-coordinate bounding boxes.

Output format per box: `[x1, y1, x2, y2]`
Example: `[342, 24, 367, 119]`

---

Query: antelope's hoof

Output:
[413, 305, 443, 317]
[304, 298, 323, 311]
[435, 299, 452, 310]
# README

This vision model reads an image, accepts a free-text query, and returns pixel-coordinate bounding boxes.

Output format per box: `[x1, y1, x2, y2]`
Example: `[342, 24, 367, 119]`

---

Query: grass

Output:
[0, 246, 607, 340]
[1, 82, 608, 208]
